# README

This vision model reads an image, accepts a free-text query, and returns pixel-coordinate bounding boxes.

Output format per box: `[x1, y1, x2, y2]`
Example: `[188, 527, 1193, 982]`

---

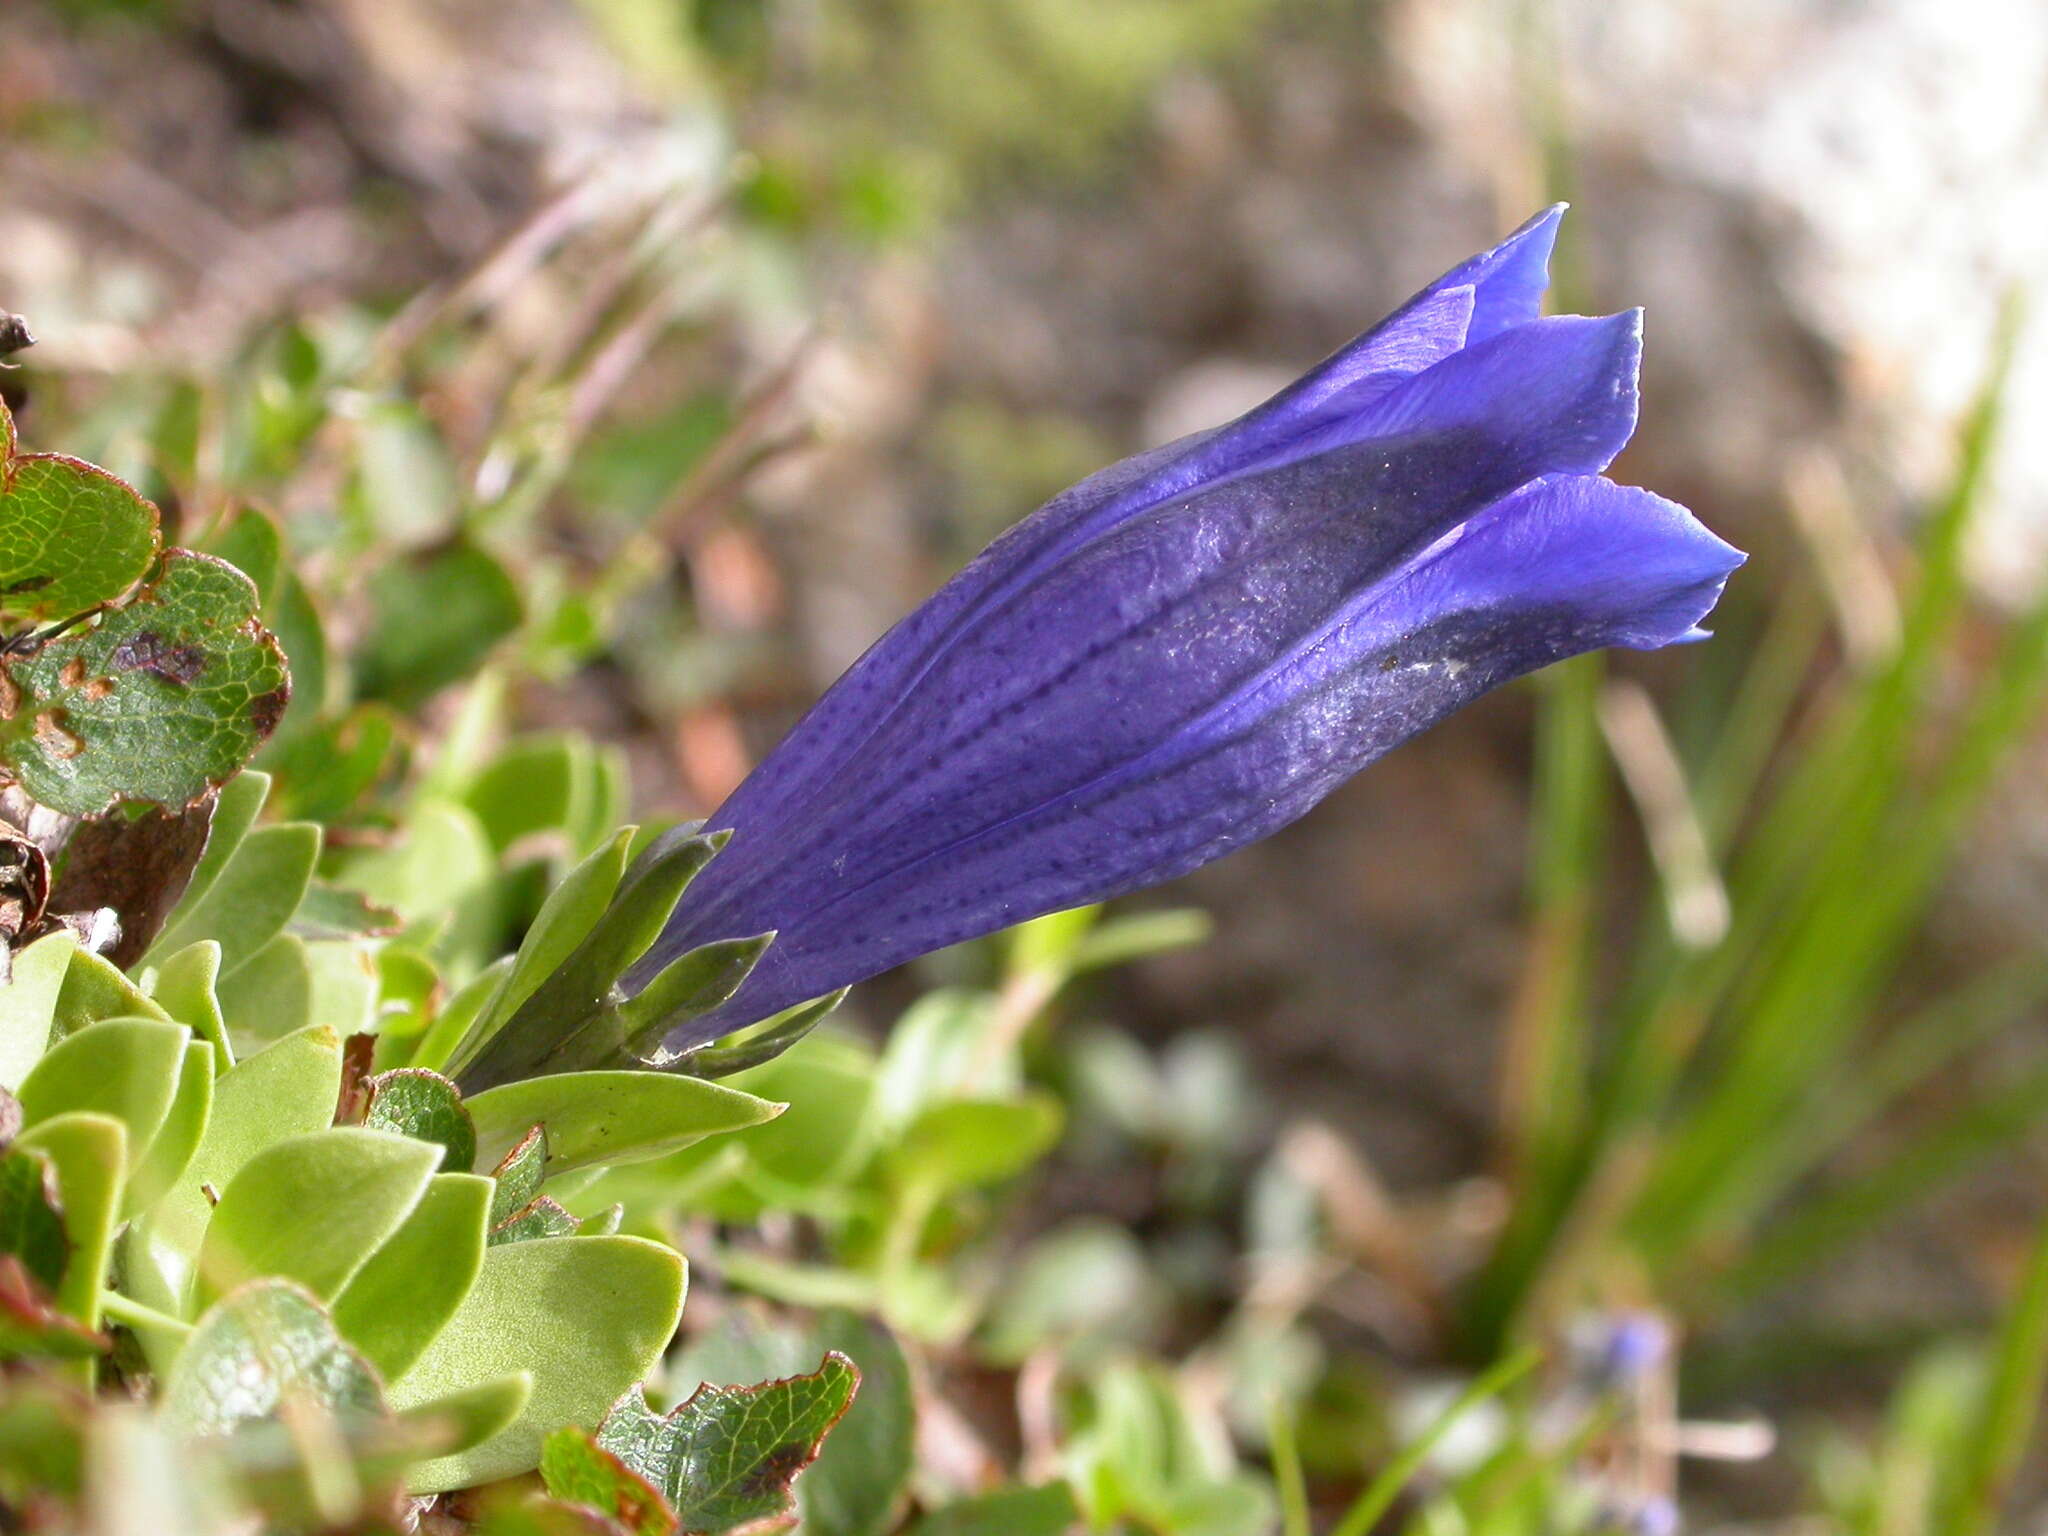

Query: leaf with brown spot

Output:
[487, 1123, 549, 1225]
[43, 792, 214, 967]
[540, 1427, 678, 1536]
[0, 551, 290, 817]
[594, 1354, 860, 1536]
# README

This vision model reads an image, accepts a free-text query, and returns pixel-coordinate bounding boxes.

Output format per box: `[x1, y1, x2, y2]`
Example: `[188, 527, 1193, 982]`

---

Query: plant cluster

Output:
[4, 127, 2048, 1536]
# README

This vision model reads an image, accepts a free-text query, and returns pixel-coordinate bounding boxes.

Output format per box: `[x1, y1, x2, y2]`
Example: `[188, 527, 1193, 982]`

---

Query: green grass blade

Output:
[1268, 1397, 1311, 1536]
[1329, 1348, 1540, 1536]
[1498, 656, 1605, 1194]
[1714, 1056, 2048, 1306]
[1933, 1209, 2048, 1536]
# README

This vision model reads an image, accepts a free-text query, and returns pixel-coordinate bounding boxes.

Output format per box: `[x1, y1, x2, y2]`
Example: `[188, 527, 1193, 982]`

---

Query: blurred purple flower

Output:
[1600, 1496, 1681, 1536]
[1572, 1309, 1674, 1388]
[635, 206, 1744, 1046]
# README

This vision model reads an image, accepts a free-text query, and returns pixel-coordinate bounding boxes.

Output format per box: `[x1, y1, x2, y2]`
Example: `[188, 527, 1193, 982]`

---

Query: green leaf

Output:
[678, 992, 845, 1081]
[122, 1023, 344, 1323]
[489, 1125, 550, 1225]
[0, 399, 160, 625]
[618, 936, 774, 1053]
[398, 1372, 536, 1460]
[342, 798, 496, 937]
[364, 1068, 476, 1172]
[907, 1483, 1080, 1536]
[347, 399, 458, 549]
[201, 505, 281, 599]
[577, 746, 630, 856]
[467, 827, 636, 1053]
[472, 1497, 627, 1536]
[126, 1039, 215, 1217]
[725, 1033, 879, 1197]
[16, 1016, 190, 1174]
[465, 735, 584, 853]
[371, 946, 443, 1053]
[980, 1221, 1158, 1366]
[1328, 1348, 1539, 1536]
[160, 1278, 383, 1438]
[260, 704, 396, 823]
[196, 1127, 439, 1306]
[54, 945, 169, 1036]
[146, 940, 234, 1071]
[890, 1094, 1064, 1193]
[356, 542, 523, 709]
[0, 932, 72, 1092]
[290, 882, 401, 941]
[157, 820, 320, 977]
[215, 932, 313, 1043]
[492, 1197, 582, 1245]
[0, 551, 290, 817]
[0, 1145, 68, 1293]
[306, 937, 378, 1040]
[1934, 1209, 2048, 1536]
[332, 1172, 493, 1381]
[1069, 909, 1212, 974]
[799, 1314, 913, 1536]
[412, 956, 515, 1075]
[595, 1353, 860, 1536]
[13, 1111, 126, 1331]
[467, 1071, 783, 1177]
[144, 769, 270, 966]
[455, 828, 725, 1088]
[266, 571, 327, 731]
[388, 1234, 687, 1491]
[445, 826, 639, 1079]
[0, 1370, 91, 1500]
[872, 991, 1008, 1130]
[541, 1427, 678, 1536]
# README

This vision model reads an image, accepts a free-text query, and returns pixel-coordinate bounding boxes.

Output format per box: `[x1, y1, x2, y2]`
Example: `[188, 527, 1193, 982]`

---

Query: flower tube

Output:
[634, 207, 1744, 1051]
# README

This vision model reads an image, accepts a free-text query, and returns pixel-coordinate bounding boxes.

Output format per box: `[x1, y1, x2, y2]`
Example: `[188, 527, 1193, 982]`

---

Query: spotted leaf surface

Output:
[596, 1353, 859, 1536]
[0, 550, 290, 816]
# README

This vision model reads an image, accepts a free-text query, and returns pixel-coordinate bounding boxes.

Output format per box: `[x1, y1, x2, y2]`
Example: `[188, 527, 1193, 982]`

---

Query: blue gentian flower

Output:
[635, 207, 1744, 1046]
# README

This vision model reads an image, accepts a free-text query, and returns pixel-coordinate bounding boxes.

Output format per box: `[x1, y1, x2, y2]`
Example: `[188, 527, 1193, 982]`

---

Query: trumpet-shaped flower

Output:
[632, 207, 1744, 1049]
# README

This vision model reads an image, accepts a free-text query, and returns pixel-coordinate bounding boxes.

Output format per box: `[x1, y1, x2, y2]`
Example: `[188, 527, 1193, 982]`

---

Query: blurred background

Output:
[6, 0, 2048, 1528]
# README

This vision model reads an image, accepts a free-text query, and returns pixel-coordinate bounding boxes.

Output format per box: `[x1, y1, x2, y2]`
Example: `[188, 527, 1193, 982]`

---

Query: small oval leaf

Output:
[363, 1068, 475, 1172]
[330, 1172, 492, 1382]
[466, 1071, 782, 1178]
[161, 1278, 383, 1438]
[0, 400, 160, 626]
[196, 1127, 439, 1307]
[16, 1017, 190, 1175]
[389, 1235, 686, 1491]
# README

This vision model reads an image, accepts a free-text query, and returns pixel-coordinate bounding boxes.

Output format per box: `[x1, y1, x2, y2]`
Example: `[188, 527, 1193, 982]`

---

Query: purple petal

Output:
[650, 311, 1643, 971]
[711, 287, 1477, 852]
[645, 376, 1695, 1043]
[1421, 203, 1565, 344]
[708, 212, 1568, 855]
[668, 473, 1736, 1036]
[619, 210, 1739, 1051]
